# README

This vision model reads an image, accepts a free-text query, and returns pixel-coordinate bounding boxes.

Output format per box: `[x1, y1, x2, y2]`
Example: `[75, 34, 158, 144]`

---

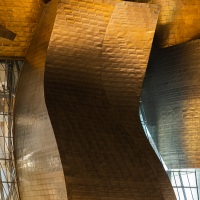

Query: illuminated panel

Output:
[127, 0, 200, 47]
[0, 0, 44, 57]
[141, 39, 200, 168]
[44, 1, 176, 199]
[152, 0, 200, 47]
[14, 1, 68, 199]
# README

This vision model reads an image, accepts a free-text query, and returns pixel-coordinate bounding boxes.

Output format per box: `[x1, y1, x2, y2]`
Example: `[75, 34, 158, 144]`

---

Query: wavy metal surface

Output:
[141, 39, 200, 169]
[0, 0, 44, 57]
[127, 0, 200, 47]
[44, 1, 175, 199]
[14, 1, 68, 199]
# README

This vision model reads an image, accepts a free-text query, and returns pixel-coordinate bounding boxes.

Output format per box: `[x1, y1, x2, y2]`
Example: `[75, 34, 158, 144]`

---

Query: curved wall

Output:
[127, 0, 200, 47]
[141, 39, 200, 168]
[44, 1, 175, 199]
[14, 0, 176, 199]
[14, 1, 68, 199]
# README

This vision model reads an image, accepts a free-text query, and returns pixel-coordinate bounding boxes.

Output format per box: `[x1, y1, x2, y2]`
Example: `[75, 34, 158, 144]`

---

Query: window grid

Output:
[140, 102, 200, 200]
[0, 60, 22, 200]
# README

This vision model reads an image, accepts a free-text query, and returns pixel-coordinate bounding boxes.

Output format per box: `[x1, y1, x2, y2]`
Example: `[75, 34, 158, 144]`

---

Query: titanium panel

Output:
[127, 0, 200, 47]
[44, 1, 175, 199]
[141, 39, 200, 168]
[152, 0, 200, 47]
[14, 1, 68, 200]
[0, 0, 44, 57]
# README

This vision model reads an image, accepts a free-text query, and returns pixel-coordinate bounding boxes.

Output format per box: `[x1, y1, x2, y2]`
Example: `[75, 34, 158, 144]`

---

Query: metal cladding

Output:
[42, 0, 175, 199]
[0, 25, 16, 40]
[127, 0, 200, 48]
[0, 0, 199, 58]
[152, 0, 200, 47]
[0, 0, 44, 57]
[14, 1, 68, 199]
[141, 39, 200, 169]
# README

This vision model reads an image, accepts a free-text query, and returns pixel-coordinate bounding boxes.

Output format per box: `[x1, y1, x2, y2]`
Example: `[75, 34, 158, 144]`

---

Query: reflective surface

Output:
[14, 1, 68, 199]
[140, 104, 200, 200]
[152, 0, 200, 47]
[141, 39, 200, 168]
[128, 0, 200, 47]
[44, 1, 175, 199]
[0, 0, 44, 57]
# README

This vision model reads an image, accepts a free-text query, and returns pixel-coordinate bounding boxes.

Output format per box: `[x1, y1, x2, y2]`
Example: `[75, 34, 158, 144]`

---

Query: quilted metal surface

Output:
[153, 0, 200, 47]
[14, 1, 68, 199]
[0, 0, 199, 58]
[0, 0, 44, 57]
[128, 0, 200, 47]
[44, 1, 175, 199]
[141, 39, 200, 168]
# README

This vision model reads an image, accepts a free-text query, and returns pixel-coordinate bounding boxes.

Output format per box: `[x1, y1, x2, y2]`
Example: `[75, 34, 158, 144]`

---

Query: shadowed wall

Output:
[141, 39, 200, 169]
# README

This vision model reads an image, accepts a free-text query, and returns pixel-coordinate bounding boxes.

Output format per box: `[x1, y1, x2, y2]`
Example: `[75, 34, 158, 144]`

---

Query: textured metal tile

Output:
[44, 1, 175, 199]
[127, 0, 200, 47]
[14, 0, 68, 199]
[0, 0, 44, 57]
[141, 39, 200, 168]
[153, 0, 200, 47]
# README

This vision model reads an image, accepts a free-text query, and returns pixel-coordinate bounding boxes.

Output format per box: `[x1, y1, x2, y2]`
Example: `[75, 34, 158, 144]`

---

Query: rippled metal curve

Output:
[44, 1, 176, 199]
[14, 1, 68, 199]
[141, 39, 200, 169]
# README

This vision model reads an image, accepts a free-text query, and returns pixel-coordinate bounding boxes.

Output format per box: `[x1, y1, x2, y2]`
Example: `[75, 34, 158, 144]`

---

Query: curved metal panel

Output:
[14, 1, 68, 199]
[127, 0, 200, 47]
[141, 39, 200, 168]
[44, 1, 176, 199]
[153, 0, 200, 47]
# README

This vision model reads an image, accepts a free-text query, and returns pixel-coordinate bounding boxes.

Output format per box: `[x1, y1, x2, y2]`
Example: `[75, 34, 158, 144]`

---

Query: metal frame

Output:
[0, 60, 22, 200]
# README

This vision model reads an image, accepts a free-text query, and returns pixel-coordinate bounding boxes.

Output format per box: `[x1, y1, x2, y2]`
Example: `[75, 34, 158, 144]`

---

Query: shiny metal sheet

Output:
[153, 0, 200, 47]
[141, 39, 200, 168]
[128, 0, 200, 47]
[44, 1, 175, 199]
[14, 0, 68, 199]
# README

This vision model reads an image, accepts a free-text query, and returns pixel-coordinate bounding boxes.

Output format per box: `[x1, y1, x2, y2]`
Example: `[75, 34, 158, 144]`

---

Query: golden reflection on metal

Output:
[152, 0, 200, 47]
[0, 0, 44, 57]
[129, 0, 200, 47]
[15, 0, 68, 199]
[44, 1, 175, 199]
